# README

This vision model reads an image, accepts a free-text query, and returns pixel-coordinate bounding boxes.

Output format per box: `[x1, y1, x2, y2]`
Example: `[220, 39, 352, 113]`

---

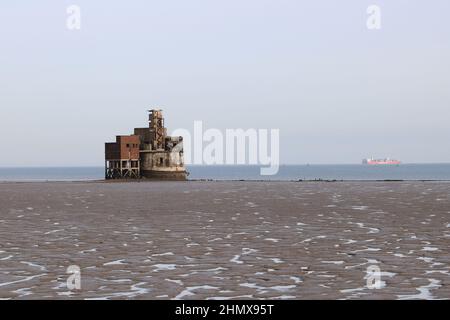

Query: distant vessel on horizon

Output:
[362, 157, 401, 165]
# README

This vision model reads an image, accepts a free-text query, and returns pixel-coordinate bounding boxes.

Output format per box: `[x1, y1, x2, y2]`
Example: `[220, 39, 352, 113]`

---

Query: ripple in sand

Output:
[0, 274, 46, 288]
[153, 264, 177, 271]
[152, 252, 174, 257]
[103, 259, 126, 266]
[242, 248, 258, 255]
[353, 222, 380, 234]
[239, 283, 296, 293]
[186, 243, 200, 247]
[44, 229, 64, 235]
[352, 206, 369, 211]
[397, 279, 441, 300]
[290, 276, 302, 284]
[230, 255, 244, 264]
[20, 261, 47, 271]
[207, 295, 254, 300]
[0, 254, 14, 261]
[246, 202, 258, 208]
[79, 248, 97, 254]
[322, 260, 345, 265]
[165, 279, 183, 286]
[13, 287, 33, 297]
[422, 247, 439, 252]
[174, 285, 220, 300]
[87, 282, 151, 299]
[349, 247, 381, 254]
[270, 258, 284, 264]
[274, 295, 297, 299]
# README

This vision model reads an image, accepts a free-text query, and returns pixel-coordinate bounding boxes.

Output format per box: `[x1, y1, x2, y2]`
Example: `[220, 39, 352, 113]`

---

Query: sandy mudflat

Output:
[0, 181, 449, 300]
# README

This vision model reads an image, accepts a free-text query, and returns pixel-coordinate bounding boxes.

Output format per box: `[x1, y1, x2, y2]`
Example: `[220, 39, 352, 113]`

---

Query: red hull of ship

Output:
[366, 160, 401, 165]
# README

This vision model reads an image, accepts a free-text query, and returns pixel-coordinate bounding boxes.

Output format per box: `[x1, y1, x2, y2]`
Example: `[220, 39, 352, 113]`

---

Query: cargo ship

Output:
[362, 157, 401, 165]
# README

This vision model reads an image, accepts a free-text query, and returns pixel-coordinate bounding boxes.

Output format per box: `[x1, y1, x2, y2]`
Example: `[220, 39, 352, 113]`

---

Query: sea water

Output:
[1, 164, 450, 181]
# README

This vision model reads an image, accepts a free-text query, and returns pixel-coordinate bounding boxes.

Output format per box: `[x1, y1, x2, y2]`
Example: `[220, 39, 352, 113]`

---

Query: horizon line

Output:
[1, 162, 450, 169]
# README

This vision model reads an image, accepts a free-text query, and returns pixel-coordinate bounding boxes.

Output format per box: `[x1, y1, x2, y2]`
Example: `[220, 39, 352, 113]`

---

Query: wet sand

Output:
[0, 181, 449, 300]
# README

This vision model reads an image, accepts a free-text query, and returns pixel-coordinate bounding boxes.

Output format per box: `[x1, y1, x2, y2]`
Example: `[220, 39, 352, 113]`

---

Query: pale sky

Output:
[0, 0, 449, 166]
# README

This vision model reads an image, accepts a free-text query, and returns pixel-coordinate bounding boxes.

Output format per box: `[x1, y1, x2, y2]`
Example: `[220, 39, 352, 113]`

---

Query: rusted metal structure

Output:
[105, 109, 187, 180]
[149, 109, 166, 150]
[105, 135, 141, 179]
